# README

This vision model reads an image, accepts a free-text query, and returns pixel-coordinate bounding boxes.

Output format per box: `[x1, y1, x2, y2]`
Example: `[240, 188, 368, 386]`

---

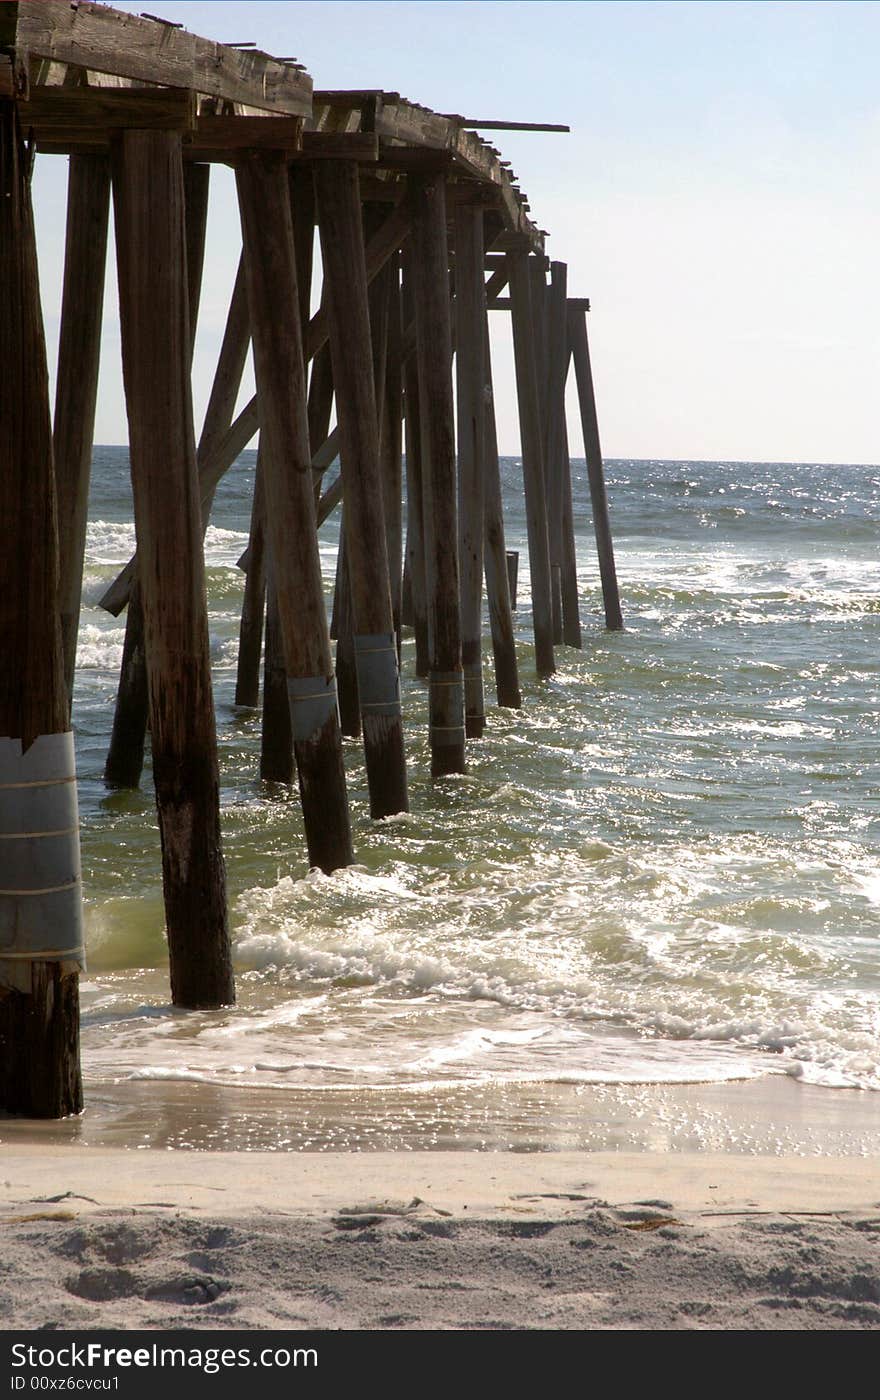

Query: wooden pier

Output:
[0, 0, 622, 1117]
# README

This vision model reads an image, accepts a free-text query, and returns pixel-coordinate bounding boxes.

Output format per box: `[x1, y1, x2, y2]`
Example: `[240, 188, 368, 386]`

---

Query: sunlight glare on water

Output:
[56, 453, 880, 1150]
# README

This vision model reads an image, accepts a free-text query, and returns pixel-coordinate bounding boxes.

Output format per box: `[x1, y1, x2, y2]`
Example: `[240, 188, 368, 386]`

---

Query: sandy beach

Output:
[1, 1141, 879, 1330]
[3, 0, 880, 1346]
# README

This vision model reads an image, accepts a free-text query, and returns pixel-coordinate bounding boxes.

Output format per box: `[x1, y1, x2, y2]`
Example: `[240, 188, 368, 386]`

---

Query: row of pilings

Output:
[0, 105, 621, 1118]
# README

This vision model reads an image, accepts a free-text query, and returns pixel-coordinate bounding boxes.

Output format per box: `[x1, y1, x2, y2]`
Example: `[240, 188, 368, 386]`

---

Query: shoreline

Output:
[2, 1071, 877, 1156]
[3, 1052, 877, 1330]
[2, 1144, 879, 1330]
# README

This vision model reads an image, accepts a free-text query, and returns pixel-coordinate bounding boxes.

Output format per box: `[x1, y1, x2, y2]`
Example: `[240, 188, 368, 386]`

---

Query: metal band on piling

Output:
[429, 670, 466, 748]
[286, 674, 339, 744]
[0, 733, 85, 970]
[353, 633, 402, 718]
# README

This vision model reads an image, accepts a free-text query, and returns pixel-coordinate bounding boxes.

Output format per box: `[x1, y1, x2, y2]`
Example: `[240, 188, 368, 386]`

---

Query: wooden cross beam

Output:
[99, 195, 413, 617]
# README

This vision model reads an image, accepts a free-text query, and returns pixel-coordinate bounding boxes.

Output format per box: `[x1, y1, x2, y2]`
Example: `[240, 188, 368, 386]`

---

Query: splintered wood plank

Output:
[371, 97, 544, 248]
[6, 2, 312, 114]
[441, 118, 571, 133]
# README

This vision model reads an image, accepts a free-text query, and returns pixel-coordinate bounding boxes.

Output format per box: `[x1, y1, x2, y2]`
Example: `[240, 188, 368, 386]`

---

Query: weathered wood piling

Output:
[113, 128, 234, 1009]
[0, 96, 83, 1117]
[237, 150, 353, 869]
[315, 161, 409, 817]
[507, 250, 555, 676]
[568, 298, 624, 632]
[55, 153, 111, 709]
[412, 174, 467, 776]
[235, 455, 268, 710]
[0, 0, 624, 1117]
[402, 246, 430, 680]
[455, 203, 488, 739]
[483, 319, 522, 709]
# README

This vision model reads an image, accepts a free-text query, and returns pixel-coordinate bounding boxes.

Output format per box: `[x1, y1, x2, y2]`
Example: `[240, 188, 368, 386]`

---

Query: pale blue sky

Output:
[31, 2, 880, 461]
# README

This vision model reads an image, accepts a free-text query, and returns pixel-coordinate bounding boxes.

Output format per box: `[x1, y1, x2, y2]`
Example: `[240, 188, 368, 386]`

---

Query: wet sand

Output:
[2, 1072, 878, 1156]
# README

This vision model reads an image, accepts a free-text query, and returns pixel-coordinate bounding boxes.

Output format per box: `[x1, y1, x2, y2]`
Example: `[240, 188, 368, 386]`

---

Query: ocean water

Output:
[45, 451, 880, 1150]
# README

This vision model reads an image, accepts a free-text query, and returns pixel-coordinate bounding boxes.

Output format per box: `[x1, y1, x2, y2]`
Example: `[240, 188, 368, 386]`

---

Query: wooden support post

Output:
[545, 260, 570, 647]
[482, 312, 521, 710]
[247, 159, 327, 798]
[507, 552, 519, 609]
[104, 159, 213, 789]
[402, 245, 429, 678]
[331, 209, 392, 747]
[113, 129, 233, 1008]
[315, 160, 408, 818]
[98, 201, 412, 621]
[367, 214, 391, 426]
[289, 165, 315, 321]
[529, 254, 559, 640]
[559, 416, 583, 648]
[379, 253, 404, 642]
[410, 174, 466, 775]
[259, 575, 294, 781]
[103, 582, 150, 789]
[183, 163, 209, 350]
[0, 99, 84, 1118]
[568, 300, 624, 632]
[236, 151, 353, 872]
[98, 257, 249, 621]
[195, 254, 250, 524]
[507, 250, 555, 675]
[258, 165, 316, 787]
[309, 348, 337, 736]
[260, 566, 294, 783]
[307, 343, 334, 483]
[455, 203, 487, 738]
[309, 347, 342, 747]
[333, 525, 361, 738]
[235, 454, 267, 709]
[400, 560, 413, 630]
[54, 153, 111, 708]
[528, 256, 550, 436]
